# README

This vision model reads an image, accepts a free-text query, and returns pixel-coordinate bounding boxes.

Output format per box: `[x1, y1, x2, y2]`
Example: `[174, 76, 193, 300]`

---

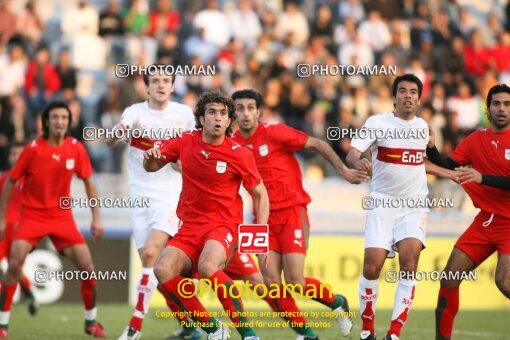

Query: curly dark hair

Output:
[194, 91, 237, 137]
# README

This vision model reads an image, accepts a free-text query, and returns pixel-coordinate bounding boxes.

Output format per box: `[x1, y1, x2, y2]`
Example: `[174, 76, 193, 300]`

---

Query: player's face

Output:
[489, 92, 510, 130]
[200, 102, 231, 138]
[147, 73, 174, 104]
[235, 98, 260, 133]
[394, 81, 420, 117]
[8, 146, 23, 168]
[48, 108, 70, 138]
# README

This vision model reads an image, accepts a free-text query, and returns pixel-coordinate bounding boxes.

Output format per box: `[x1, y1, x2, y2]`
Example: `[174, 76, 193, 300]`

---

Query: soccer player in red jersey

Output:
[0, 102, 107, 338]
[144, 92, 269, 340]
[427, 84, 510, 340]
[0, 142, 37, 316]
[232, 89, 370, 339]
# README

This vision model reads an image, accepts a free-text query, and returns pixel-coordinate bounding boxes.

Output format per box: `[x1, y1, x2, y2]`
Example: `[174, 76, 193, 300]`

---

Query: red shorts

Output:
[224, 252, 259, 280]
[455, 210, 510, 266]
[268, 205, 310, 255]
[166, 223, 237, 274]
[0, 222, 16, 260]
[15, 208, 86, 252]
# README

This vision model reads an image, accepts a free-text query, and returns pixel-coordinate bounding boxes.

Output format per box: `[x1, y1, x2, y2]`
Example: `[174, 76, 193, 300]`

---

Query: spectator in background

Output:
[438, 35, 464, 88]
[492, 32, 510, 74]
[358, 10, 391, 62]
[280, 80, 312, 131]
[122, 0, 149, 34]
[99, 0, 124, 37]
[56, 48, 77, 94]
[310, 5, 334, 48]
[337, 0, 365, 23]
[275, 1, 309, 47]
[0, 104, 13, 170]
[369, 83, 394, 114]
[16, 0, 44, 53]
[193, 0, 230, 47]
[383, 22, 409, 68]
[338, 32, 374, 66]
[25, 44, 61, 118]
[228, 0, 262, 49]
[0, 0, 17, 47]
[457, 7, 476, 40]
[99, 0, 125, 65]
[9, 94, 30, 142]
[0, 40, 26, 114]
[441, 110, 463, 154]
[157, 32, 182, 65]
[62, 0, 99, 41]
[334, 16, 357, 46]
[184, 27, 219, 64]
[149, 0, 180, 40]
[446, 81, 481, 133]
[463, 30, 491, 79]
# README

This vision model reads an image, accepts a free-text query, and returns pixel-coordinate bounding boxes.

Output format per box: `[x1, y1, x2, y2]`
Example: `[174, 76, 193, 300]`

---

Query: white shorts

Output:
[363, 204, 428, 258]
[130, 198, 180, 249]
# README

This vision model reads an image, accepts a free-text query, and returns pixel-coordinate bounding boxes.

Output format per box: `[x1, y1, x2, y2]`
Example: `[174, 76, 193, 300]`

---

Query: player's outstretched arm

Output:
[249, 181, 270, 267]
[106, 122, 129, 147]
[83, 176, 104, 240]
[346, 146, 372, 172]
[143, 147, 167, 172]
[455, 166, 510, 189]
[425, 159, 457, 182]
[304, 137, 370, 183]
[0, 177, 15, 240]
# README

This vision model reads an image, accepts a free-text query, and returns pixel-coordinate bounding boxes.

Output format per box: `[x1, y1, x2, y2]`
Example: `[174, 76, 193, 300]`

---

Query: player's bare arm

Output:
[83, 176, 104, 240]
[304, 137, 370, 183]
[0, 177, 15, 240]
[425, 159, 457, 182]
[249, 181, 270, 266]
[346, 146, 372, 172]
[105, 122, 129, 147]
[143, 147, 167, 172]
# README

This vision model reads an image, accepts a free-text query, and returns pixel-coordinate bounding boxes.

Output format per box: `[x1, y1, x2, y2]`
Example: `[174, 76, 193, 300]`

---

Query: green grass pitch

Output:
[8, 303, 510, 339]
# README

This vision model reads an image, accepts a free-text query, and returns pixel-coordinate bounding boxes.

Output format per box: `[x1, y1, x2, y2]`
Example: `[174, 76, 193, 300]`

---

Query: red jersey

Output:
[160, 130, 261, 226]
[9, 137, 93, 212]
[232, 123, 311, 211]
[0, 172, 22, 227]
[450, 128, 510, 218]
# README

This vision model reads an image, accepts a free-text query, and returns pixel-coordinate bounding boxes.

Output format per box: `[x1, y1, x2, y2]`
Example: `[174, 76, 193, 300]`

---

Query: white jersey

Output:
[351, 112, 429, 197]
[120, 101, 195, 199]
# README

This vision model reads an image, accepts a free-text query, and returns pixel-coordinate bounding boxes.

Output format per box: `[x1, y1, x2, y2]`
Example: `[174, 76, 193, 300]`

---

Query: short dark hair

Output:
[194, 91, 236, 137]
[392, 73, 423, 98]
[486, 84, 510, 109]
[486, 84, 510, 121]
[142, 63, 176, 86]
[231, 89, 264, 109]
[41, 101, 73, 138]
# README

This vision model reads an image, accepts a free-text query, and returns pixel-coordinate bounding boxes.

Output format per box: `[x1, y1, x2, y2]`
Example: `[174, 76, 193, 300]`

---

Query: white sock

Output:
[359, 275, 379, 331]
[134, 267, 158, 317]
[84, 307, 97, 321]
[0, 311, 10, 326]
[390, 278, 416, 326]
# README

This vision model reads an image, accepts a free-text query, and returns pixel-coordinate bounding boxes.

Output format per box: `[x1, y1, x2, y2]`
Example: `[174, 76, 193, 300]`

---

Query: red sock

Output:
[18, 275, 33, 298]
[267, 286, 314, 336]
[81, 279, 96, 310]
[208, 270, 255, 337]
[435, 287, 459, 339]
[157, 285, 188, 323]
[304, 277, 337, 307]
[160, 275, 217, 332]
[0, 283, 17, 312]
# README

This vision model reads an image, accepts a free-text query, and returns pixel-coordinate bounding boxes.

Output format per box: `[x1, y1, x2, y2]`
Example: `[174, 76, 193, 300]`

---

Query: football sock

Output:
[388, 278, 415, 337]
[19, 275, 34, 299]
[0, 283, 17, 328]
[129, 268, 158, 331]
[359, 275, 379, 334]
[304, 277, 344, 309]
[81, 278, 97, 324]
[435, 287, 459, 340]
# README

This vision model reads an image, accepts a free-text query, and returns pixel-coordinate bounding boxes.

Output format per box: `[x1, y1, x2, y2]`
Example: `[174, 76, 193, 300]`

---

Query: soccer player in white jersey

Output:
[346, 74, 437, 340]
[106, 64, 196, 340]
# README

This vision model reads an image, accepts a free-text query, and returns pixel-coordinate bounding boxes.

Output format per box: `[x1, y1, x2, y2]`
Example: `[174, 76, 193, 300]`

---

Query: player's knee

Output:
[197, 260, 218, 278]
[363, 262, 382, 279]
[285, 275, 305, 286]
[141, 246, 158, 265]
[495, 274, 510, 298]
[7, 258, 23, 276]
[154, 260, 171, 282]
[400, 260, 418, 273]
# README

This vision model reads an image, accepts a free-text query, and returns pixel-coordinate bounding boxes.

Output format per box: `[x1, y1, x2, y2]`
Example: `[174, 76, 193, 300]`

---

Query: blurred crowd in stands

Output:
[0, 0, 509, 177]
